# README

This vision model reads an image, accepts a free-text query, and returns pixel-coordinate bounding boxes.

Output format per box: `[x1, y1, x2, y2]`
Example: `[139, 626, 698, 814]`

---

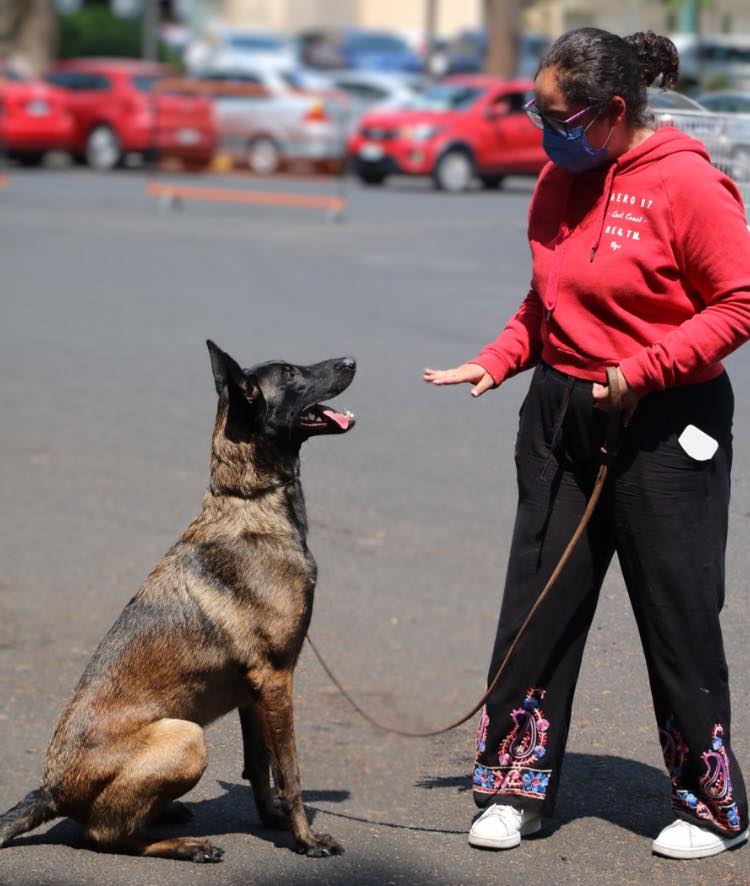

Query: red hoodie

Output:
[471, 128, 750, 397]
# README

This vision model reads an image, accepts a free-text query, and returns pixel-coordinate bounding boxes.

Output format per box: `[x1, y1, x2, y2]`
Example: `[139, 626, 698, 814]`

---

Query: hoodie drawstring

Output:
[590, 161, 618, 262]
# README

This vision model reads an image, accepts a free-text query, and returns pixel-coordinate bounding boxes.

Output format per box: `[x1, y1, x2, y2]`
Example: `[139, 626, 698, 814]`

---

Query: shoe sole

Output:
[468, 816, 542, 850]
[652, 828, 748, 860]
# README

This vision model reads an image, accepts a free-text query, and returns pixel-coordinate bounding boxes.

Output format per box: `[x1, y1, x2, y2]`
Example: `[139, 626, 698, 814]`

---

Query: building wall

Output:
[525, 0, 750, 39]
[218, 0, 750, 38]
[220, 0, 482, 36]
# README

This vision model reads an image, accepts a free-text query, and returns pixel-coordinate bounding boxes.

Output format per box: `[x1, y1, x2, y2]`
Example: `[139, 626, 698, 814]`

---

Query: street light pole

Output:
[142, 0, 159, 61]
[424, 0, 438, 74]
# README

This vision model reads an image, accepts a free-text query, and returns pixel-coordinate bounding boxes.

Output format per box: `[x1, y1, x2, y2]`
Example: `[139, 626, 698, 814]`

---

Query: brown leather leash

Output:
[306, 367, 623, 738]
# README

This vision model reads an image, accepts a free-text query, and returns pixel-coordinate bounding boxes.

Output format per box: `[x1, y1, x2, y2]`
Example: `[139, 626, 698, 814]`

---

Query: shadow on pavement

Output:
[5, 755, 673, 854]
[416, 752, 673, 840]
[9, 780, 352, 854]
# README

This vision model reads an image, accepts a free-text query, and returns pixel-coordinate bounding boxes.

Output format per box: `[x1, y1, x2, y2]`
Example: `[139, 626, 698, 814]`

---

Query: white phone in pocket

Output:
[677, 424, 718, 461]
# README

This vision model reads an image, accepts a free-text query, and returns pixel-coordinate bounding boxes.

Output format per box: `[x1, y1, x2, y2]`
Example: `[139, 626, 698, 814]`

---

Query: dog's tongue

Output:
[322, 407, 350, 430]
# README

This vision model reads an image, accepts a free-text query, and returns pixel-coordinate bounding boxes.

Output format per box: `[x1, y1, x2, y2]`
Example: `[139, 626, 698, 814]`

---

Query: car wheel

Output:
[357, 166, 387, 185]
[18, 153, 45, 167]
[433, 148, 474, 192]
[732, 146, 750, 182]
[247, 136, 282, 175]
[85, 125, 122, 171]
[479, 173, 505, 190]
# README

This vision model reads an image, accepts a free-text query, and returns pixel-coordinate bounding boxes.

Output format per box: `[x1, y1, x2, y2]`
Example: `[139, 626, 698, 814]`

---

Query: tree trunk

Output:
[0, 0, 58, 75]
[483, 0, 523, 79]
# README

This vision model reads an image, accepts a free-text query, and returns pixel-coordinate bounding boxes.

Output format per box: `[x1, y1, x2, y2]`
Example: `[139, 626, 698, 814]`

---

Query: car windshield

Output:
[647, 90, 705, 111]
[408, 83, 485, 111]
[227, 35, 288, 52]
[701, 93, 750, 112]
[699, 44, 750, 63]
[346, 33, 409, 54]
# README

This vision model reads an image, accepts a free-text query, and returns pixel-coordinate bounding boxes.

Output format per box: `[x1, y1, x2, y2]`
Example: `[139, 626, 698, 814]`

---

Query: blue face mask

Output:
[542, 117, 614, 174]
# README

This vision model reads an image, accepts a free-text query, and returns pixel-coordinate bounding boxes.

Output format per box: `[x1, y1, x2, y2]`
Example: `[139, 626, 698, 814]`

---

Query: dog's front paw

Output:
[295, 833, 344, 858]
[181, 838, 225, 863]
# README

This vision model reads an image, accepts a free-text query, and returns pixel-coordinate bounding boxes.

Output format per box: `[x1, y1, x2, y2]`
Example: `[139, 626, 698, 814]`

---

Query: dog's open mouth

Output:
[298, 404, 356, 434]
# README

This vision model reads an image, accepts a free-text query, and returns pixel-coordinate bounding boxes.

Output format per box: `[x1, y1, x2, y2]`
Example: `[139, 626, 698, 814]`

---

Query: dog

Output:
[0, 341, 356, 862]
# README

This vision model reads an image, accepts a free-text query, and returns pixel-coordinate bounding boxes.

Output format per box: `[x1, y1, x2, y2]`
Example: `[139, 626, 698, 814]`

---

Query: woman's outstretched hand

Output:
[423, 363, 495, 398]
[592, 366, 638, 425]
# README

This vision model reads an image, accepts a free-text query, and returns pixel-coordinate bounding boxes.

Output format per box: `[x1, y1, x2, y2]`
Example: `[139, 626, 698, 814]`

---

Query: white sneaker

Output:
[468, 804, 542, 849]
[652, 819, 748, 859]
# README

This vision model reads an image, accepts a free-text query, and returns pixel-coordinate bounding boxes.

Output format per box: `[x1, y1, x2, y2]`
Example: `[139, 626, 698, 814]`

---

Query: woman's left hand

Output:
[592, 367, 639, 426]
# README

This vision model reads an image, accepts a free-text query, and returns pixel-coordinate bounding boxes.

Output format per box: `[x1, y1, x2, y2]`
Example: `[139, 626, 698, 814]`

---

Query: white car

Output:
[325, 70, 421, 131]
[697, 92, 750, 181]
[668, 33, 750, 92]
[184, 28, 299, 76]
[195, 68, 347, 173]
[647, 89, 731, 175]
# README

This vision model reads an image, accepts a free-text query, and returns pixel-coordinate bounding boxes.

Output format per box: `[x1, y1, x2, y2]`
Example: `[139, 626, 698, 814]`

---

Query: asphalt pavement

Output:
[0, 167, 748, 886]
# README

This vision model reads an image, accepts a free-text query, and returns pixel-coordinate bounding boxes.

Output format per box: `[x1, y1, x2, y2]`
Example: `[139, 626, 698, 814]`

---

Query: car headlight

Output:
[400, 123, 442, 142]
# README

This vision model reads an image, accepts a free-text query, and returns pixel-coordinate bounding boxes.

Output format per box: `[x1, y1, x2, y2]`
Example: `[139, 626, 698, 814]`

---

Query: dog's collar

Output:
[211, 466, 300, 500]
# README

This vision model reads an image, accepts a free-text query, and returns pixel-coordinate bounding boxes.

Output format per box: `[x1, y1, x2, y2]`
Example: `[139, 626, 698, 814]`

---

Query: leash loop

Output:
[307, 369, 623, 739]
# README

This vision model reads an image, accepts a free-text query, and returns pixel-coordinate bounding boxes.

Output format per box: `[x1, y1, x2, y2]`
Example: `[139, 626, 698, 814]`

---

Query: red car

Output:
[0, 64, 74, 164]
[45, 59, 217, 170]
[347, 76, 546, 192]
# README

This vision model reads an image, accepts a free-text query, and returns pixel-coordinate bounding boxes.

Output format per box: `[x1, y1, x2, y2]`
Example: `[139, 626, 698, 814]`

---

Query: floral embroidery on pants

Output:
[660, 718, 741, 832]
[473, 688, 552, 800]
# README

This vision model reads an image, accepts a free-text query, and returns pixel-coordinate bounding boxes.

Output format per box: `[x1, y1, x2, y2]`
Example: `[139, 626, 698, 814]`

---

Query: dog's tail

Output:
[0, 788, 57, 847]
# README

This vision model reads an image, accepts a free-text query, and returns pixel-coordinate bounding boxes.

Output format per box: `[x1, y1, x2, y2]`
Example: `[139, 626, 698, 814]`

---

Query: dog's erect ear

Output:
[207, 339, 239, 394]
[206, 339, 261, 404]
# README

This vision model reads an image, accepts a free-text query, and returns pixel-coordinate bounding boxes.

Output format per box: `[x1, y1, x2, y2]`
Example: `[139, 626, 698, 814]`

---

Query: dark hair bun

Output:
[624, 31, 679, 90]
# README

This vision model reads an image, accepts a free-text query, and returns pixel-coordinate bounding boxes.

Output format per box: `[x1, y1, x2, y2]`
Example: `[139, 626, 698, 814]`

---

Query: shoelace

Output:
[483, 805, 523, 828]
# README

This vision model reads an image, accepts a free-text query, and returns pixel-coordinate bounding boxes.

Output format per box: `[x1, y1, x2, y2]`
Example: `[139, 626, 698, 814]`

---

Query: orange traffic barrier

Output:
[146, 180, 345, 212]
[0, 172, 7, 190]
[144, 76, 350, 217]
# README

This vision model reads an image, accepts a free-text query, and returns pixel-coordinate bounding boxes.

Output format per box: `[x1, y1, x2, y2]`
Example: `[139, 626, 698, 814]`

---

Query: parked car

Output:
[45, 59, 217, 171]
[697, 90, 750, 181]
[427, 31, 549, 79]
[300, 28, 423, 73]
[647, 88, 731, 175]
[325, 70, 421, 133]
[194, 69, 347, 173]
[184, 28, 299, 76]
[0, 64, 74, 164]
[669, 33, 750, 93]
[347, 76, 544, 191]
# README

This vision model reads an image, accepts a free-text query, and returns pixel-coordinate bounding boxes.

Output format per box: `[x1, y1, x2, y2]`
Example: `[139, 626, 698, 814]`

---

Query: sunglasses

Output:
[524, 99, 602, 136]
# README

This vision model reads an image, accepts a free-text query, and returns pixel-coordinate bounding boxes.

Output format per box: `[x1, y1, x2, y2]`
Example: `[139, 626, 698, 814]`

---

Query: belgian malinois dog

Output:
[0, 341, 356, 862]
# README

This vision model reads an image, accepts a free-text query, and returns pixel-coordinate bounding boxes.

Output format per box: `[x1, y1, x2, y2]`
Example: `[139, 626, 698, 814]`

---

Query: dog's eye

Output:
[284, 365, 296, 381]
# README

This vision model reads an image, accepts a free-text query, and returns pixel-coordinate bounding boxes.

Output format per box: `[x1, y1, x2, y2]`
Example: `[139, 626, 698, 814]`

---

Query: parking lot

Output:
[1, 168, 749, 886]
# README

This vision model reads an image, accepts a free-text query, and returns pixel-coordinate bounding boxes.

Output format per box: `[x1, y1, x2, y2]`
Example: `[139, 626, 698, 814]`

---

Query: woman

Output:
[425, 28, 749, 859]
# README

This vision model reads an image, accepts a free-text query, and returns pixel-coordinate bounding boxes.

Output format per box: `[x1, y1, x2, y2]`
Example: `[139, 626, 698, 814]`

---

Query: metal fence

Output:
[652, 109, 750, 212]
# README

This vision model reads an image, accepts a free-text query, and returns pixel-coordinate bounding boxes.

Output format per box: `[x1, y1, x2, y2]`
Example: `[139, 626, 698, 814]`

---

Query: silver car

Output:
[195, 68, 349, 173]
[647, 89, 732, 176]
[697, 91, 750, 181]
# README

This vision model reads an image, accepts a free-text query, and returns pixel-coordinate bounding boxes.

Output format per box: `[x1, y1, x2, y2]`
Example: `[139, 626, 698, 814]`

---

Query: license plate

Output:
[177, 128, 200, 145]
[26, 100, 50, 117]
[358, 142, 384, 161]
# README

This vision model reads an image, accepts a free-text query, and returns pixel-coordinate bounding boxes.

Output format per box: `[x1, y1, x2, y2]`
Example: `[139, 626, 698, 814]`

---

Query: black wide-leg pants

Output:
[473, 362, 748, 838]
